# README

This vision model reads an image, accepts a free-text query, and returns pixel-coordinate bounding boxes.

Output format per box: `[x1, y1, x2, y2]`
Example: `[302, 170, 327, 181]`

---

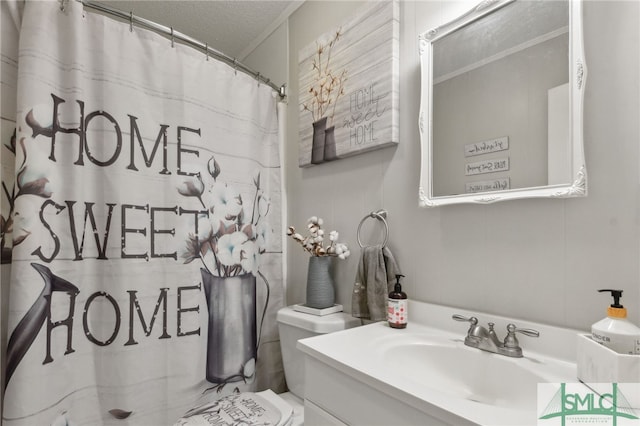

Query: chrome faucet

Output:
[452, 314, 539, 358]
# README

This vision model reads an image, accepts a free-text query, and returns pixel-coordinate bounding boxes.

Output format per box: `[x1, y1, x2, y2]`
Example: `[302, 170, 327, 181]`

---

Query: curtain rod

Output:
[73, 0, 286, 98]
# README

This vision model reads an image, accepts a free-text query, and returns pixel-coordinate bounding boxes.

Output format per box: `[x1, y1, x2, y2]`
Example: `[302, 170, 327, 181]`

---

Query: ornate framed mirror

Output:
[418, 0, 586, 207]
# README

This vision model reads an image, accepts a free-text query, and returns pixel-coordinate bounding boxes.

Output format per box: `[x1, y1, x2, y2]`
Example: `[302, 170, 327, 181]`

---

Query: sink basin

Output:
[382, 340, 545, 410]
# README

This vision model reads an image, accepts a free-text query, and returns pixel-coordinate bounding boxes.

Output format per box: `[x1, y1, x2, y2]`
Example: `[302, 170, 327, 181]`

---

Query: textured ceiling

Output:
[96, 0, 301, 59]
[433, 0, 569, 79]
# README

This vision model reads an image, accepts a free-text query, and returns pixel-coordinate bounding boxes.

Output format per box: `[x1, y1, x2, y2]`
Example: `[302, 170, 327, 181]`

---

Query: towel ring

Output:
[357, 209, 389, 248]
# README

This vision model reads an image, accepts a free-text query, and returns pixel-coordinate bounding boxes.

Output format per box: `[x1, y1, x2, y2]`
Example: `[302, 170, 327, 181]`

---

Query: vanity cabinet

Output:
[302, 355, 465, 426]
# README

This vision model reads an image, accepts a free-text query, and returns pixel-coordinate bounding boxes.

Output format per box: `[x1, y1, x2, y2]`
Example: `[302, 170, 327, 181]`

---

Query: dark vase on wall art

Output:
[323, 125, 338, 161]
[311, 117, 327, 164]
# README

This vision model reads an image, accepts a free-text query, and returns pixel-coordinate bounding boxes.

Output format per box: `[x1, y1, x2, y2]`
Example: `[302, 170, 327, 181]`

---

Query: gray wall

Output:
[247, 0, 640, 332]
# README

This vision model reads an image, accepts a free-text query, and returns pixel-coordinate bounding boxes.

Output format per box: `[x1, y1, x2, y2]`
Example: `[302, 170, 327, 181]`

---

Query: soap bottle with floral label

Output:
[387, 274, 407, 329]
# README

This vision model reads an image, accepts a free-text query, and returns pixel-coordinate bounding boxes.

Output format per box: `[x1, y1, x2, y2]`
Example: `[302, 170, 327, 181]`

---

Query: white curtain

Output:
[1, 1, 285, 424]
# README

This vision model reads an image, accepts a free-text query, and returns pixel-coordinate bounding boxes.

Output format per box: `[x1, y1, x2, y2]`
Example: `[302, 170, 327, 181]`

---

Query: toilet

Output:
[176, 305, 360, 426]
[276, 305, 361, 425]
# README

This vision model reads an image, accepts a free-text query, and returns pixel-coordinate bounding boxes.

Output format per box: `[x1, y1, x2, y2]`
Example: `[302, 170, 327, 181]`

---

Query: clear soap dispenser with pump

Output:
[591, 289, 640, 355]
[387, 274, 407, 329]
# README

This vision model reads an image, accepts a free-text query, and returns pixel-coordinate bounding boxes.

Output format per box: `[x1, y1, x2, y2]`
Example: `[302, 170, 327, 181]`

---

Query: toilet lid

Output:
[176, 390, 293, 426]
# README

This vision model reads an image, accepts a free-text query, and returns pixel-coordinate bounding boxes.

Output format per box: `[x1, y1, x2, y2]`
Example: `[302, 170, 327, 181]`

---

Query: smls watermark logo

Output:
[538, 383, 640, 425]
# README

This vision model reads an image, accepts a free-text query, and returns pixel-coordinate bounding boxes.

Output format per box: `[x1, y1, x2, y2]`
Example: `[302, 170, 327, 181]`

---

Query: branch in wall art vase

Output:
[297, 0, 400, 167]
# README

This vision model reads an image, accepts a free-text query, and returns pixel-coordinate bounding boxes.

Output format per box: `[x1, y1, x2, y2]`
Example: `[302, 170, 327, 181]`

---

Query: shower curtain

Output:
[1, 1, 285, 424]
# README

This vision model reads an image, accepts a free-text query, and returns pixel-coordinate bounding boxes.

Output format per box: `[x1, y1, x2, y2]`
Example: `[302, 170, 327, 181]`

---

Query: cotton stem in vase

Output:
[287, 216, 350, 259]
[302, 28, 348, 128]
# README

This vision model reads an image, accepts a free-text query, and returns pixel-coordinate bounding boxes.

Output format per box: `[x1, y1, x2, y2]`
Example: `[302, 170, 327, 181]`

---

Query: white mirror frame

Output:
[418, 0, 587, 207]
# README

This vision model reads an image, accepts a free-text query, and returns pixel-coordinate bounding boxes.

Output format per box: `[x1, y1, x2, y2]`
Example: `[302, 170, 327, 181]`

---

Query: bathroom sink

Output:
[298, 301, 582, 425]
[381, 340, 546, 410]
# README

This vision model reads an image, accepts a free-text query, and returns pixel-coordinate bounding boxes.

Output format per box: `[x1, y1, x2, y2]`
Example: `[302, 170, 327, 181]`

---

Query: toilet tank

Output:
[277, 306, 360, 399]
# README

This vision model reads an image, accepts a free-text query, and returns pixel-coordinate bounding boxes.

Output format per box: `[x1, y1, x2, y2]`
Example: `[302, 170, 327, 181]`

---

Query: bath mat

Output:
[175, 390, 292, 426]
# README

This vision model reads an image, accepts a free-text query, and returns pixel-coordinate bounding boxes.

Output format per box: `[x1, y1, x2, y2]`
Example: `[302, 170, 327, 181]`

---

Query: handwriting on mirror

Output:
[465, 158, 510, 176]
[465, 178, 510, 194]
[464, 136, 509, 157]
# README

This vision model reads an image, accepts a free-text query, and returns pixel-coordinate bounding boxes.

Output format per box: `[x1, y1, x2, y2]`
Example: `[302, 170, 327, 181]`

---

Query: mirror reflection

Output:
[419, 0, 587, 206]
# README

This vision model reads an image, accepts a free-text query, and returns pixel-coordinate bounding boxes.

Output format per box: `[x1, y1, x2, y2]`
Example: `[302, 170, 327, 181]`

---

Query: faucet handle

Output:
[452, 315, 478, 336]
[452, 314, 478, 325]
[504, 323, 539, 348]
[508, 323, 540, 337]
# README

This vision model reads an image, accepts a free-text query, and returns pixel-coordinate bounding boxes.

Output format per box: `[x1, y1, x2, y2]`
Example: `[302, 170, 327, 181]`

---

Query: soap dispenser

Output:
[591, 289, 640, 355]
[387, 274, 407, 329]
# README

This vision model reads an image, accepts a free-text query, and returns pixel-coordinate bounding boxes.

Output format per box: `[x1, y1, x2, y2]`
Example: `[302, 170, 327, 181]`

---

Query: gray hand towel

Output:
[352, 245, 402, 321]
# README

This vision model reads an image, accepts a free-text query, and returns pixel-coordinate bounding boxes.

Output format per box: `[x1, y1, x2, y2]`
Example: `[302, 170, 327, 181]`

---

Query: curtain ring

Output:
[205, 43, 209, 61]
[129, 11, 133, 32]
[357, 210, 389, 248]
[59, 0, 66, 12]
[257, 73, 261, 86]
[170, 27, 174, 48]
[233, 59, 238, 75]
